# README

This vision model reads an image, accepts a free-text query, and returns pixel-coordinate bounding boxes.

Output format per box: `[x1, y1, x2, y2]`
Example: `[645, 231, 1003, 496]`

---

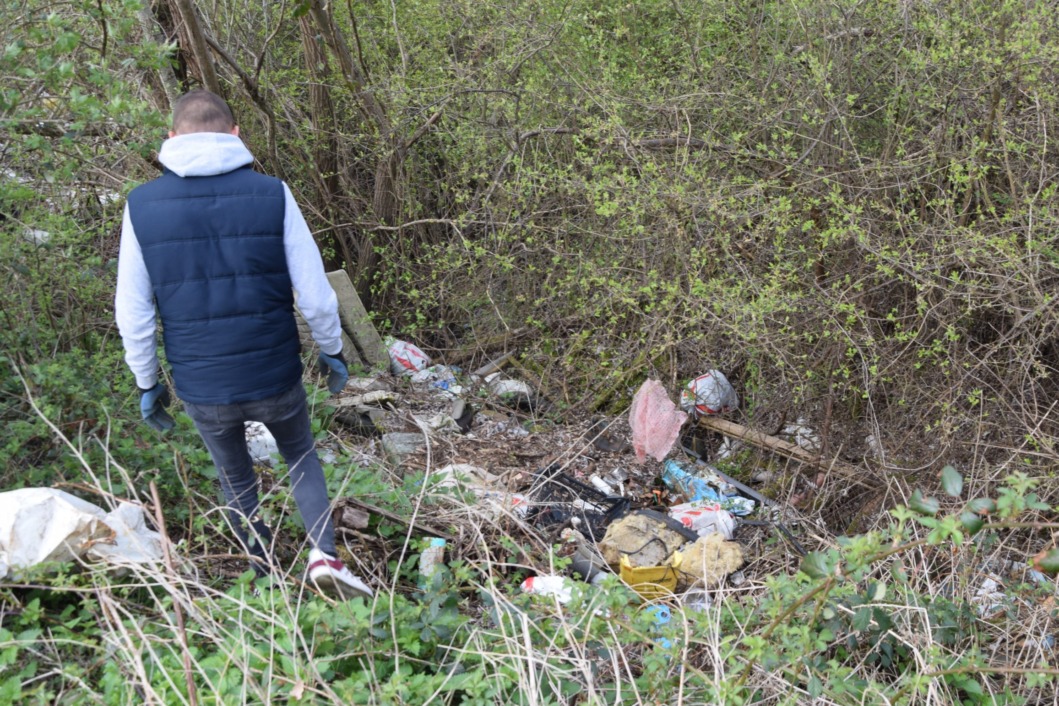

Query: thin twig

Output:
[149, 481, 198, 706]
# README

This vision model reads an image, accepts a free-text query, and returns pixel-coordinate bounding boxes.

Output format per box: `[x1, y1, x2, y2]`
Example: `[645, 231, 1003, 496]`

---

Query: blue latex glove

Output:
[139, 383, 175, 432]
[318, 349, 349, 394]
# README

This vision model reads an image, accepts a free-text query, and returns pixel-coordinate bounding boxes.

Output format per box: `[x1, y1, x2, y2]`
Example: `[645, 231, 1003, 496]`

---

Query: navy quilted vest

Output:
[127, 165, 301, 404]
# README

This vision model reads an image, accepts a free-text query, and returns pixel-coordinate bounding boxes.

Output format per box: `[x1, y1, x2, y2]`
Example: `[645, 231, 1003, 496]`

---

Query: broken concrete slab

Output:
[335, 505, 370, 530]
[346, 377, 394, 394]
[329, 390, 400, 409]
[381, 432, 427, 466]
[326, 270, 389, 370]
[295, 305, 356, 361]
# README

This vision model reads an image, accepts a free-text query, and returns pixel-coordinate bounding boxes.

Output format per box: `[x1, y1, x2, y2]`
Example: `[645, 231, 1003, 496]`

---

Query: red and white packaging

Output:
[521, 575, 573, 603]
[386, 338, 431, 375]
[477, 490, 531, 519]
[668, 501, 736, 540]
[679, 370, 739, 417]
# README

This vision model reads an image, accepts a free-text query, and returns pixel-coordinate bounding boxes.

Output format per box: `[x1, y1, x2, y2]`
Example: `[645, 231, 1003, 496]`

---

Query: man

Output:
[115, 89, 372, 601]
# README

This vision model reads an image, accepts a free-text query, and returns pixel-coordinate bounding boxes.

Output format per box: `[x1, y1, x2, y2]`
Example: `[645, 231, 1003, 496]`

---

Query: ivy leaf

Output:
[940, 465, 963, 497]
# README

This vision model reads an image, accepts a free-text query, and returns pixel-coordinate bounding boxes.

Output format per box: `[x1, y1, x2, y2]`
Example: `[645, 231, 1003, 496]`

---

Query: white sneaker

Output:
[307, 549, 374, 601]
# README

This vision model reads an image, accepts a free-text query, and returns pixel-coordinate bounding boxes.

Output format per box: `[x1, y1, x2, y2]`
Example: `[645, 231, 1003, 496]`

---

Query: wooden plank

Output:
[696, 416, 872, 488]
[325, 269, 389, 370]
[474, 352, 514, 377]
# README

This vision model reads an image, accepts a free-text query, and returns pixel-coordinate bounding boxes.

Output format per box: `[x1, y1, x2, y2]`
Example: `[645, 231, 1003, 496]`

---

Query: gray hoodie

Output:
[115, 132, 342, 391]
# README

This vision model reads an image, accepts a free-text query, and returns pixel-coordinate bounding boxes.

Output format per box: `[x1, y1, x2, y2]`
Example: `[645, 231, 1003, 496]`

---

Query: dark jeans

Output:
[183, 383, 336, 571]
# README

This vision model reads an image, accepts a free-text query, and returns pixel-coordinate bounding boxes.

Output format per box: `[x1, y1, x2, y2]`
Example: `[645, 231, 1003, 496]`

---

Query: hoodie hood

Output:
[157, 132, 254, 178]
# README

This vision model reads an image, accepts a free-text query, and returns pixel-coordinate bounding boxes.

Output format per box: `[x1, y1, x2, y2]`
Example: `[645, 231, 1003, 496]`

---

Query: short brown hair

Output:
[171, 90, 236, 135]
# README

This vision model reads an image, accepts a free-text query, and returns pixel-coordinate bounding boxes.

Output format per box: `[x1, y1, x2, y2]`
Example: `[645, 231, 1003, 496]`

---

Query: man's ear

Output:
[231, 125, 240, 137]
[168, 130, 176, 138]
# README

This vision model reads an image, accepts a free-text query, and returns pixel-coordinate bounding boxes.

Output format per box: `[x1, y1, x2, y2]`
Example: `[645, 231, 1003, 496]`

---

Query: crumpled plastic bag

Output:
[680, 370, 739, 416]
[385, 337, 431, 375]
[0, 488, 163, 579]
[246, 421, 279, 466]
[629, 379, 688, 462]
[412, 365, 463, 396]
[668, 501, 736, 540]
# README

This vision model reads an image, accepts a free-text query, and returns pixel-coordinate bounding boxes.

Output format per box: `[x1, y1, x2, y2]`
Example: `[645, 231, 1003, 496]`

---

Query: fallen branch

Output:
[696, 416, 873, 488]
[341, 497, 456, 542]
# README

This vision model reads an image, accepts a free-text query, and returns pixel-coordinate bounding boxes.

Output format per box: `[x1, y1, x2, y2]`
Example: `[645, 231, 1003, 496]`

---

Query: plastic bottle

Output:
[418, 538, 446, 588]
[589, 474, 615, 495]
[644, 604, 674, 649]
[682, 589, 712, 612]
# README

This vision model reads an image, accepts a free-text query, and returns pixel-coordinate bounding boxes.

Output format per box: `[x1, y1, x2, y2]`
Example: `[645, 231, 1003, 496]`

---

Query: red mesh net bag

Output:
[629, 379, 688, 463]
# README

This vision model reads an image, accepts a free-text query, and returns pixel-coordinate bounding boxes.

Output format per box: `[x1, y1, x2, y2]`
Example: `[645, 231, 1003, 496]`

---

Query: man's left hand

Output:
[318, 349, 349, 394]
[139, 383, 176, 432]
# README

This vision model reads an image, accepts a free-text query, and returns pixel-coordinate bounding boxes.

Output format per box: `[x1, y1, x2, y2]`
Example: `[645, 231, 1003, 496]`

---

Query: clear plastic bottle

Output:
[418, 538, 447, 588]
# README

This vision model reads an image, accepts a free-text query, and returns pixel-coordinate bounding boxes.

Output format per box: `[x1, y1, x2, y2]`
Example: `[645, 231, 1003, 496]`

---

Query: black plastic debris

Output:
[527, 464, 630, 542]
[586, 418, 629, 454]
[451, 399, 475, 434]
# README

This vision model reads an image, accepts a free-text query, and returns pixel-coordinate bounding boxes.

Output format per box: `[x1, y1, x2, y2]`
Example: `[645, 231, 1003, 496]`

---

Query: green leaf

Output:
[967, 498, 996, 516]
[851, 607, 872, 631]
[940, 465, 963, 497]
[959, 510, 984, 535]
[909, 489, 940, 516]
[0, 676, 22, 704]
[800, 551, 835, 579]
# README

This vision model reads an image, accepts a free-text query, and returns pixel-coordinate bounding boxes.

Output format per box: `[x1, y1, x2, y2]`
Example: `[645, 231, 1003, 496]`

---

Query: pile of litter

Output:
[315, 344, 794, 611]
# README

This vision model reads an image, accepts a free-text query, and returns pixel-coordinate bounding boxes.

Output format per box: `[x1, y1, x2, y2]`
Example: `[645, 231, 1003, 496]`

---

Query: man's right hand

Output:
[139, 383, 176, 432]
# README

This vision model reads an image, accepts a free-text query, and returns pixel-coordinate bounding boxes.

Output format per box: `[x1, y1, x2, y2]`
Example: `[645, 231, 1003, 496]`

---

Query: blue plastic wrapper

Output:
[662, 460, 756, 516]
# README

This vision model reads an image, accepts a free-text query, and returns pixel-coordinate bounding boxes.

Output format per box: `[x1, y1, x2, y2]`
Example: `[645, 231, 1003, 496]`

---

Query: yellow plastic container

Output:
[620, 551, 682, 599]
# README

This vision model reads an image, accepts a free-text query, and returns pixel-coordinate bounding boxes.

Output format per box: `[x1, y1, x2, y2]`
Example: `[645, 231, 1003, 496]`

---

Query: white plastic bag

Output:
[386, 338, 431, 375]
[245, 421, 279, 466]
[521, 575, 573, 603]
[0, 488, 162, 579]
[668, 501, 736, 540]
[680, 370, 739, 416]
